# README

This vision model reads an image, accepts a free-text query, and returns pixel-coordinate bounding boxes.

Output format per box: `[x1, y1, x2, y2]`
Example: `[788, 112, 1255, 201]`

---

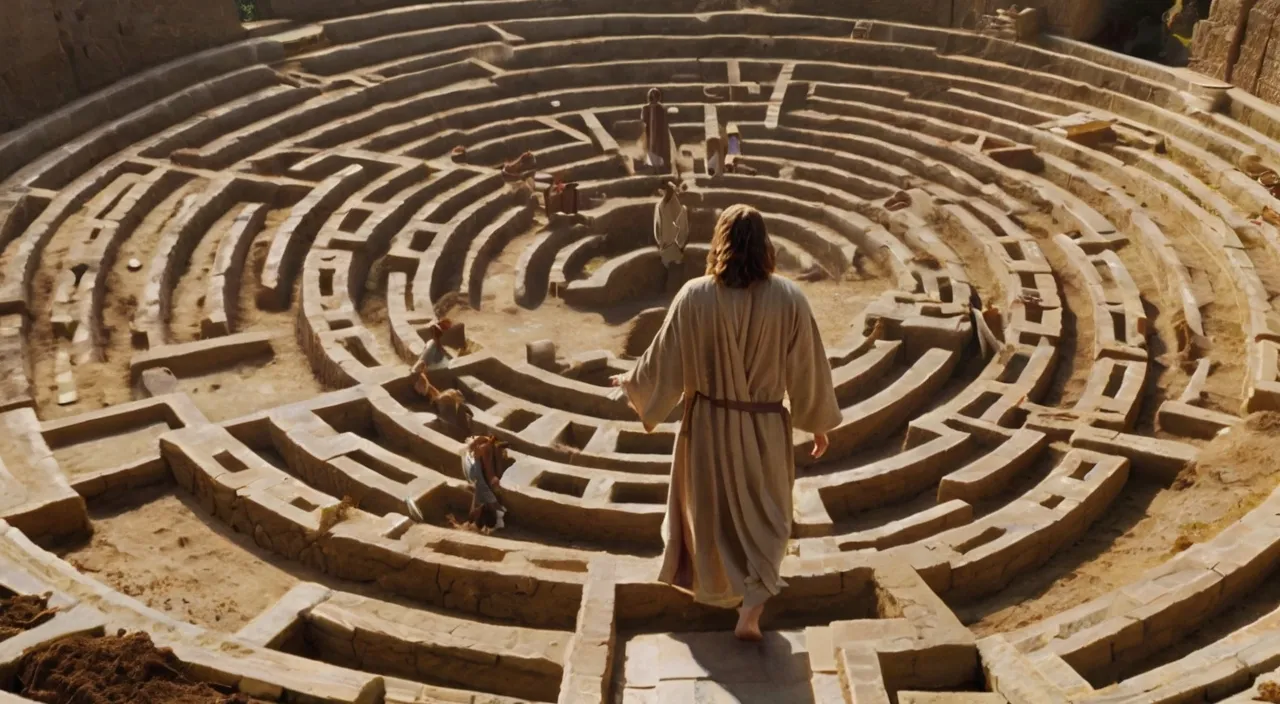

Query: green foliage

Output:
[237, 0, 257, 22]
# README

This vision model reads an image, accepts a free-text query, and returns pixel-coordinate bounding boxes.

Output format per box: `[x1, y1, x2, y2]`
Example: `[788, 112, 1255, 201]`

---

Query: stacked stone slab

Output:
[1189, 0, 1260, 81]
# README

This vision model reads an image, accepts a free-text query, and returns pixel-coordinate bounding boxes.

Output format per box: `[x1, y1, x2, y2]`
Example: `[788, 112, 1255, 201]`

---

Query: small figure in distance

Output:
[654, 181, 690, 269]
[502, 151, 537, 180]
[414, 373, 474, 435]
[410, 319, 474, 434]
[544, 172, 579, 217]
[641, 88, 671, 172]
[725, 123, 742, 173]
[461, 435, 509, 531]
[409, 435, 510, 530]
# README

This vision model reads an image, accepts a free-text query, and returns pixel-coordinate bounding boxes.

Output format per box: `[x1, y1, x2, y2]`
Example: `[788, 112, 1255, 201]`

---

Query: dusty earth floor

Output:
[446, 220, 894, 364]
[57, 485, 299, 633]
[962, 412, 1280, 635]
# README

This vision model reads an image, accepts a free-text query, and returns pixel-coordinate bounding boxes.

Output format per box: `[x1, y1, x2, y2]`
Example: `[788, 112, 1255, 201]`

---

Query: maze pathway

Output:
[1, 2, 1280, 703]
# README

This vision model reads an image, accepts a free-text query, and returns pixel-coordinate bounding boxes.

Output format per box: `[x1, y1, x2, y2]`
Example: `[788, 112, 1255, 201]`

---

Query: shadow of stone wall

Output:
[0, 0, 244, 133]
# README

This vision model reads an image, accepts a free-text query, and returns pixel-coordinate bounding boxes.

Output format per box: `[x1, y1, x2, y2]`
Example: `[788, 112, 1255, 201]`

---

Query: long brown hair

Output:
[706, 204, 775, 288]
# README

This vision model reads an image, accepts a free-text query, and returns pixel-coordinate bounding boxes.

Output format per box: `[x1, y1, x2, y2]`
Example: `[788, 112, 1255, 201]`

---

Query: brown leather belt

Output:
[679, 391, 790, 436]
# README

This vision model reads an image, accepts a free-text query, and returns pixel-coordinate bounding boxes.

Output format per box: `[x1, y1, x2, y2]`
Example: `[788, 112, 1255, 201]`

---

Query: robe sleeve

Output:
[621, 287, 689, 432]
[786, 291, 842, 434]
[675, 205, 689, 250]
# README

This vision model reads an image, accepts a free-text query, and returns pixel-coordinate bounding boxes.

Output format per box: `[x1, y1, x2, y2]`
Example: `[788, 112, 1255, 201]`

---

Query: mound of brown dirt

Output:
[1188, 411, 1280, 485]
[16, 630, 262, 704]
[0, 593, 57, 641]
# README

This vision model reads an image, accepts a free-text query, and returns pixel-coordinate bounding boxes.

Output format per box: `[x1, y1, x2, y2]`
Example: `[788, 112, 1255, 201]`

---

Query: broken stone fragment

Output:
[139, 367, 179, 397]
[986, 146, 1044, 172]
[1015, 7, 1040, 40]
[527, 339, 561, 372]
[884, 190, 912, 211]
[1043, 113, 1116, 148]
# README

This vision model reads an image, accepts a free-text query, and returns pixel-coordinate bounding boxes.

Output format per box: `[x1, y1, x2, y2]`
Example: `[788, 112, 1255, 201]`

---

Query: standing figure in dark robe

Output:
[641, 88, 671, 172]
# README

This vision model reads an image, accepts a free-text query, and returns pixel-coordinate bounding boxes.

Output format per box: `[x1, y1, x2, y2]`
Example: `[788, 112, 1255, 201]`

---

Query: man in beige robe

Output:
[654, 182, 689, 267]
[615, 207, 841, 639]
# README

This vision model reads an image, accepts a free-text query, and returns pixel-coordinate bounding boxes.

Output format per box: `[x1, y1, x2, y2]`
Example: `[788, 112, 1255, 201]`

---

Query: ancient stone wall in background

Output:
[263, 0, 1107, 40]
[0, 0, 1118, 134]
[1190, 0, 1256, 80]
[0, 0, 244, 133]
[1189, 0, 1280, 104]
[967, 0, 1108, 39]
[257, 0, 956, 25]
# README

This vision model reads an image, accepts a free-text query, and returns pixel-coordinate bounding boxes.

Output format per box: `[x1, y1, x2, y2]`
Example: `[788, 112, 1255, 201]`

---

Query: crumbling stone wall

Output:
[1187, 0, 1280, 103]
[0, 0, 1113, 134]
[0, 0, 244, 132]
[257, 0, 956, 24]
[1022, 0, 1109, 38]
[953, 0, 1108, 38]
[261, 0, 1104, 39]
[1188, 0, 1256, 80]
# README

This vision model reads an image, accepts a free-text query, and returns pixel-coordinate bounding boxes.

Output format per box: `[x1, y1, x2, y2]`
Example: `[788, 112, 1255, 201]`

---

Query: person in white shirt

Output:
[654, 181, 689, 268]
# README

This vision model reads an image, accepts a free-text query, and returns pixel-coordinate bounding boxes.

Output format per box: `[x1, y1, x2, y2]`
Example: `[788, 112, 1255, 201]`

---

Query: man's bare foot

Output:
[735, 604, 764, 642]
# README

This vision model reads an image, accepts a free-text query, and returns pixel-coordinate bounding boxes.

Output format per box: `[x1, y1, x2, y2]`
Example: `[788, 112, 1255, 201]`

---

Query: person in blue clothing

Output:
[404, 434, 508, 530]
[460, 435, 508, 530]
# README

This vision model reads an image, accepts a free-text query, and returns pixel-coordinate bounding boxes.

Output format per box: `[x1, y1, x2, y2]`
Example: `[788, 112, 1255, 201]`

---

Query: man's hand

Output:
[811, 433, 829, 459]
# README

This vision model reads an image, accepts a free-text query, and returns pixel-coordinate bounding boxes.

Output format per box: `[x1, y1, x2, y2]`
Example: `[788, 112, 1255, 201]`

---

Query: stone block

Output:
[900, 692, 1008, 704]
[1189, 0, 1260, 81]
[1235, 0, 1280, 93]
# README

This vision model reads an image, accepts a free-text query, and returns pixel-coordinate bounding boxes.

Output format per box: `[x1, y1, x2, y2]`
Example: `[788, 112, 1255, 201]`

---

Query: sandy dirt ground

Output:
[176, 353, 328, 423]
[59, 486, 299, 633]
[31, 178, 209, 419]
[167, 207, 331, 422]
[52, 422, 172, 476]
[964, 413, 1280, 636]
[447, 220, 891, 364]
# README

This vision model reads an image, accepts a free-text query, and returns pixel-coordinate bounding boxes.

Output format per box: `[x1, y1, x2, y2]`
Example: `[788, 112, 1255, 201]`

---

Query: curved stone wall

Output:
[0, 0, 1122, 132]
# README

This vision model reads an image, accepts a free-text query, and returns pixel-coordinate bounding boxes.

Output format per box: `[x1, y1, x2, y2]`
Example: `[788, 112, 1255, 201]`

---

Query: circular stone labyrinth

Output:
[4, 3, 1280, 704]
